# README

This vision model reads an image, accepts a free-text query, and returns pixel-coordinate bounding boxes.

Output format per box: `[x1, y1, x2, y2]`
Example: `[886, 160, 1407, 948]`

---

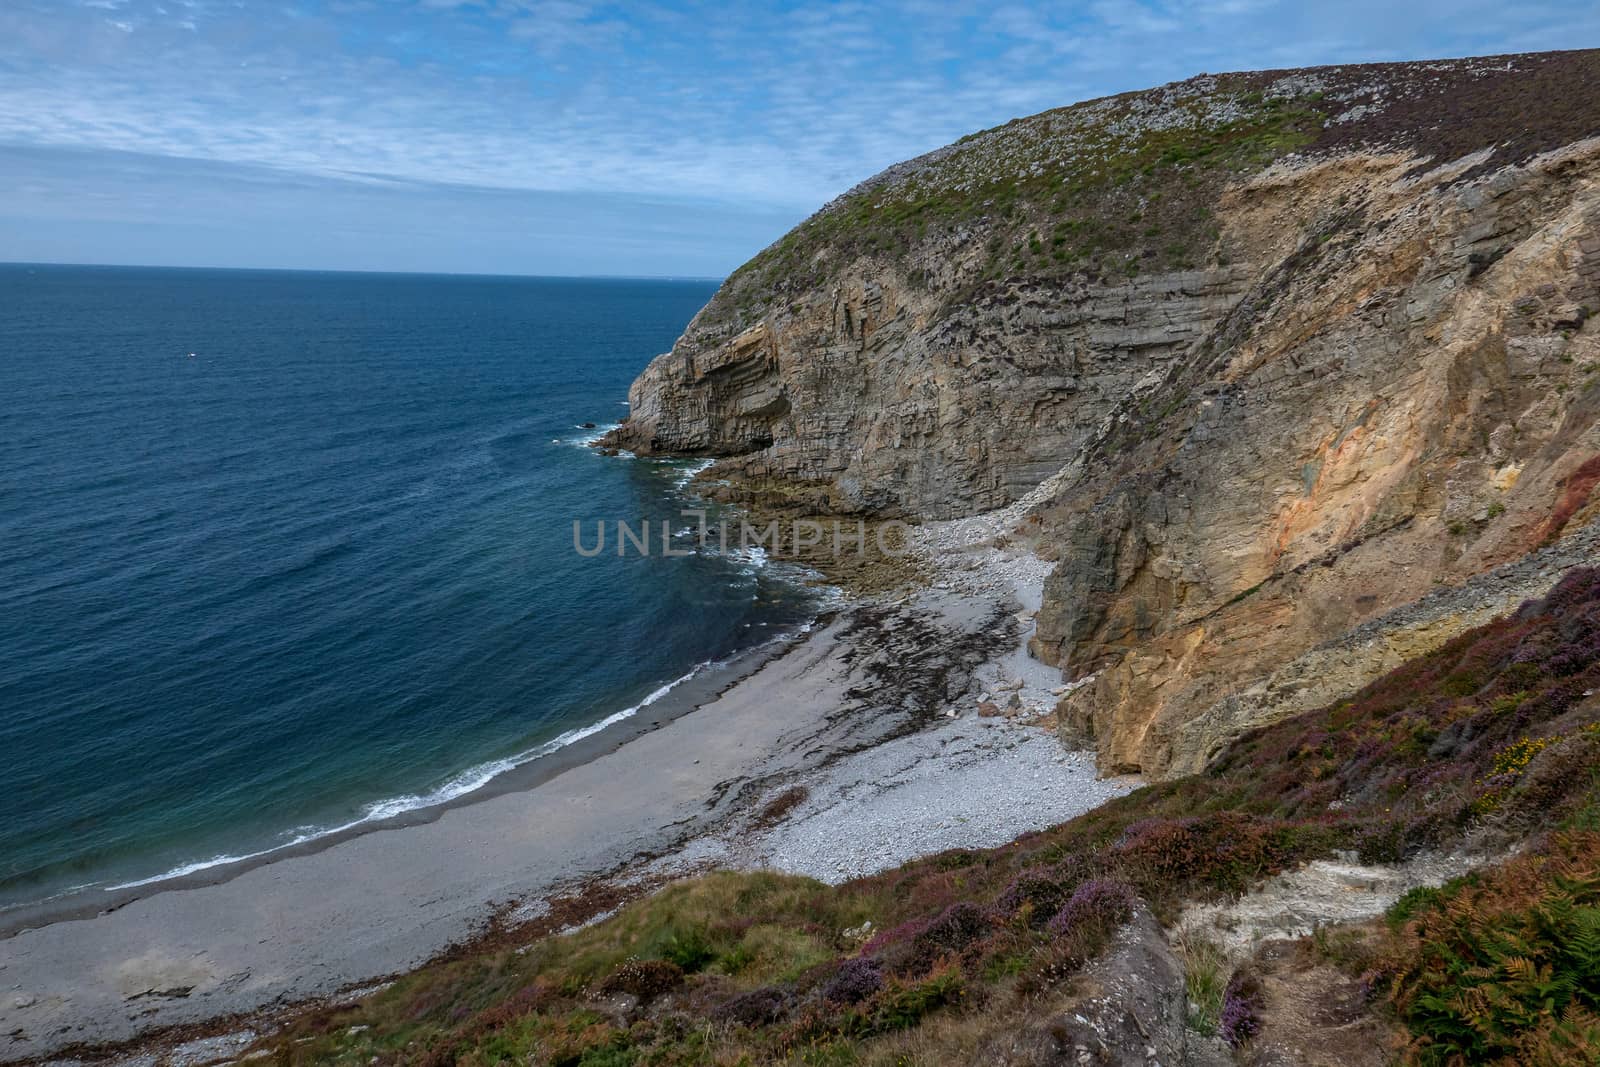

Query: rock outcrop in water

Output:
[606, 49, 1600, 776]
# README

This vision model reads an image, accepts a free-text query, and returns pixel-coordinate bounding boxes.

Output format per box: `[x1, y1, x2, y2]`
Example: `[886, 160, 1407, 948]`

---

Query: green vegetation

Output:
[690, 50, 1600, 341]
[1376, 833, 1600, 1065]
[1174, 929, 1229, 1036]
[250, 568, 1600, 1064]
[704, 79, 1325, 331]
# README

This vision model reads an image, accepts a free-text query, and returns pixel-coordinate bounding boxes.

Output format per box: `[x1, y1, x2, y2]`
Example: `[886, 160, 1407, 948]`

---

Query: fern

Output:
[1389, 834, 1600, 1065]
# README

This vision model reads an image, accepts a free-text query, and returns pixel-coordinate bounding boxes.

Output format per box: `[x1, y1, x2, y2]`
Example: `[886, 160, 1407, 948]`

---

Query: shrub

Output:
[714, 986, 791, 1027]
[470, 978, 558, 1031]
[1114, 813, 1308, 897]
[535, 1018, 634, 1067]
[1540, 455, 1600, 545]
[1380, 832, 1600, 1065]
[1014, 939, 1094, 1001]
[994, 865, 1084, 928]
[860, 916, 930, 957]
[869, 965, 966, 1032]
[648, 926, 717, 972]
[1026, 877, 1140, 990]
[820, 958, 883, 1005]
[1542, 566, 1600, 616]
[910, 902, 989, 964]
[596, 958, 683, 1000]
[1045, 878, 1136, 938]
[1220, 969, 1265, 1048]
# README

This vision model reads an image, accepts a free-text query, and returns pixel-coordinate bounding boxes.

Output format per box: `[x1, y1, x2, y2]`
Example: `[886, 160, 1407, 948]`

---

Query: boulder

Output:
[973, 906, 1230, 1066]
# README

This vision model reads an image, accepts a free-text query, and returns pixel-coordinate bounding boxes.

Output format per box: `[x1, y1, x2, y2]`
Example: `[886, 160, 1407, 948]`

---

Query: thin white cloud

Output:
[2, 0, 1598, 224]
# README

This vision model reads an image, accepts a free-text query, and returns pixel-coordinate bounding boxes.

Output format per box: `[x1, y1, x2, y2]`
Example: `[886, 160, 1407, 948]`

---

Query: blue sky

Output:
[2, 1, 1598, 277]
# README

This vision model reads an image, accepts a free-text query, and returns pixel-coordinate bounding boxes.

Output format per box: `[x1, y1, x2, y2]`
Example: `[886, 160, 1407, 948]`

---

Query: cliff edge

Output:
[606, 49, 1600, 776]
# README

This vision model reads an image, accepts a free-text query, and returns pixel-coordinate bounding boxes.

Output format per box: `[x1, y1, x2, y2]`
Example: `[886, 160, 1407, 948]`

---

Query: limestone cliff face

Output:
[617, 263, 1253, 518]
[1036, 140, 1600, 774]
[609, 50, 1600, 775]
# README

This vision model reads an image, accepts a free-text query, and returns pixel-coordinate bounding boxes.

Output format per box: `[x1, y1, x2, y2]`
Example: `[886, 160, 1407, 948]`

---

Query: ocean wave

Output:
[567, 422, 621, 449]
[728, 544, 769, 567]
[102, 664, 709, 893]
[668, 458, 715, 488]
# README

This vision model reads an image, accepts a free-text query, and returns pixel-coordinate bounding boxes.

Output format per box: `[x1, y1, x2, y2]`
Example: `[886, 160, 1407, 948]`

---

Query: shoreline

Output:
[0, 429, 828, 938]
[0, 509, 1133, 1064]
[0, 622, 819, 941]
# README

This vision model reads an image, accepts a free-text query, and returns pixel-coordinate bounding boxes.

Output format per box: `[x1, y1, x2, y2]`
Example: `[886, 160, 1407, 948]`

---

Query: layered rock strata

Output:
[608, 51, 1600, 774]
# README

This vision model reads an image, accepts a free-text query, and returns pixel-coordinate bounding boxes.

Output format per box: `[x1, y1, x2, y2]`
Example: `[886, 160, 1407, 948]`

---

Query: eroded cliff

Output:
[607, 49, 1600, 776]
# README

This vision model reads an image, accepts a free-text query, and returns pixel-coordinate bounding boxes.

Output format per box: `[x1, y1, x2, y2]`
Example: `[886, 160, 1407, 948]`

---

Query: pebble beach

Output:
[0, 504, 1133, 1063]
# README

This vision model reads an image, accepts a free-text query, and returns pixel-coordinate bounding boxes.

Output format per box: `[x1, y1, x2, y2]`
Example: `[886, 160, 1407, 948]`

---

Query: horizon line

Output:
[0, 259, 729, 285]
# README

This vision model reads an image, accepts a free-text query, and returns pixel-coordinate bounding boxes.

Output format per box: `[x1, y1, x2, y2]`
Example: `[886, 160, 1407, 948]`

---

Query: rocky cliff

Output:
[607, 49, 1600, 776]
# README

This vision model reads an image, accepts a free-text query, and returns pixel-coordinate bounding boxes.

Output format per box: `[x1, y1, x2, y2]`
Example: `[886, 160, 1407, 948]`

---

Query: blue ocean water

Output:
[0, 264, 817, 911]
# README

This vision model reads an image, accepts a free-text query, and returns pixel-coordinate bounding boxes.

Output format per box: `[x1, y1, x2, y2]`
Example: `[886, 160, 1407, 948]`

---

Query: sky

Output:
[2, 1, 1598, 278]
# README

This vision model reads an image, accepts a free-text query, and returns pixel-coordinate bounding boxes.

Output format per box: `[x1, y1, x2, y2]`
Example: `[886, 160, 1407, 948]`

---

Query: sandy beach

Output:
[0, 521, 1134, 1064]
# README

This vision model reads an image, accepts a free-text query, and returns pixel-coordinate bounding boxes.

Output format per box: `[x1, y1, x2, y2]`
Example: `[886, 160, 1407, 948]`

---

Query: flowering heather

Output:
[820, 958, 883, 1005]
[911, 902, 989, 960]
[1219, 969, 1265, 1047]
[994, 862, 1089, 927]
[859, 916, 929, 956]
[1111, 810, 1334, 897]
[1045, 878, 1135, 938]
[244, 568, 1600, 1067]
[1205, 566, 1600, 844]
[1539, 455, 1600, 545]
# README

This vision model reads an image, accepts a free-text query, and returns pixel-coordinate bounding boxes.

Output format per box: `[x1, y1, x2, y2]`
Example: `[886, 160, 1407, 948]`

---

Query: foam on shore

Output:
[104, 665, 711, 892]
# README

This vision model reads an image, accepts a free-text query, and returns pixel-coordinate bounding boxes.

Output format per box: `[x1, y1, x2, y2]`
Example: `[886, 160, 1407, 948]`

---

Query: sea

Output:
[0, 264, 820, 914]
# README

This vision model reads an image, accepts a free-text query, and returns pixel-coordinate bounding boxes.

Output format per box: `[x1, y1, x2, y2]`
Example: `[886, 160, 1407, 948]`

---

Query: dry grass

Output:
[1173, 929, 1229, 1036]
